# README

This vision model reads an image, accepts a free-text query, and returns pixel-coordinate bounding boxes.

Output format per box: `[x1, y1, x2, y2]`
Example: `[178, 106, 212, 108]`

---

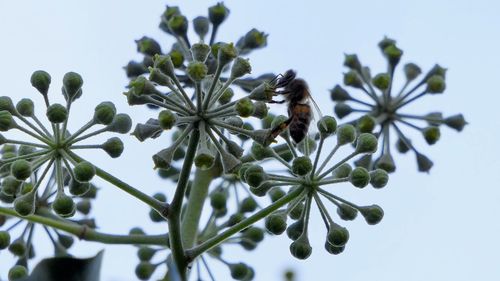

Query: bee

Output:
[267, 69, 322, 144]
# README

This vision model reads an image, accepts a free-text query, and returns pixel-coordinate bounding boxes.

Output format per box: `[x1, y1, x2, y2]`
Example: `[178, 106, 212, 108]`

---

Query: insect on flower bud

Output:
[235, 98, 255, 117]
[193, 16, 209, 39]
[249, 82, 274, 102]
[422, 126, 441, 145]
[158, 110, 177, 130]
[0, 111, 15, 131]
[444, 114, 467, 131]
[336, 124, 356, 145]
[265, 211, 287, 235]
[63, 72, 83, 101]
[208, 2, 230, 26]
[289, 236, 312, 260]
[191, 43, 211, 62]
[187, 61, 208, 82]
[106, 114, 132, 134]
[372, 73, 391, 90]
[168, 15, 188, 37]
[426, 75, 446, 94]
[343, 70, 363, 89]
[16, 98, 35, 117]
[135, 37, 161, 57]
[317, 116, 337, 137]
[404, 63, 421, 81]
[73, 161, 96, 183]
[360, 204, 384, 225]
[93, 102, 116, 125]
[30, 70, 51, 95]
[327, 224, 350, 247]
[349, 167, 370, 188]
[11, 160, 32, 181]
[292, 156, 312, 176]
[46, 103, 68, 124]
[355, 133, 378, 154]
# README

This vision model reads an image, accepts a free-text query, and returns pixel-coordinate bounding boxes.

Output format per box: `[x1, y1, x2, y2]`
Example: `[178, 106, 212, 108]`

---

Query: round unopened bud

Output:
[357, 115, 376, 133]
[2, 176, 22, 196]
[158, 110, 177, 130]
[16, 99, 35, 117]
[135, 261, 155, 280]
[94, 102, 116, 125]
[227, 213, 245, 227]
[376, 153, 396, 173]
[63, 72, 83, 101]
[240, 29, 268, 50]
[355, 133, 378, 154]
[317, 116, 337, 137]
[102, 137, 124, 158]
[124, 61, 147, 78]
[383, 44, 403, 66]
[235, 98, 255, 117]
[11, 160, 31, 181]
[372, 73, 390, 90]
[416, 152, 433, 172]
[344, 54, 362, 71]
[8, 265, 28, 280]
[426, 64, 447, 79]
[187, 61, 208, 82]
[404, 63, 421, 81]
[193, 16, 209, 39]
[0, 231, 10, 249]
[240, 197, 258, 213]
[336, 204, 357, 221]
[76, 200, 91, 215]
[349, 167, 370, 188]
[336, 124, 356, 145]
[0, 111, 15, 131]
[360, 204, 384, 225]
[229, 263, 249, 280]
[13, 191, 35, 216]
[286, 219, 304, 240]
[208, 2, 230, 25]
[422, 126, 440, 145]
[292, 156, 312, 176]
[73, 161, 96, 182]
[289, 237, 312, 260]
[330, 85, 351, 101]
[444, 114, 467, 131]
[249, 82, 274, 102]
[168, 15, 188, 36]
[288, 202, 304, 220]
[218, 88, 234, 105]
[210, 191, 227, 211]
[58, 233, 75, 249]
[231, 57, 252, 79]
[268, 187, 285, 203]
[52, 192, 76, 217]
[396, 138, 410, 153]
[191, 43, 211, 62]
[343, 71, 363, 88]
[169, 50, 184, 68]
[194, 147, 215, 170]
[243, 227, 264, 244]
[135, 36, 161, 57]
[217, 43, 238, 67]
[370, 169, 389, 188]
[30, 70, 51, 95]
[153, 54, 175, 78]
[334, 103, 353, 119]
[378, 36, 396, 51]
[427, 75, 446, 94]
[252, 101, 268, 119]
[325, 242, 345, 255]
[327, 225, 349, 247]
[250, 142, 273, 160]
[46, 103, 68, 123]
[265, 212, 287, 235]
[244, 165, 267, 188]
[137, 246, 156, 262]
[8, 238, 26, 256]
[107, 114, 132, 134]
[297, 136, 317, 154]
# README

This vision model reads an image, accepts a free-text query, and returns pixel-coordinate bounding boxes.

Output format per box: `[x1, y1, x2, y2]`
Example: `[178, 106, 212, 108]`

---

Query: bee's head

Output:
[276, 69, 297, 88]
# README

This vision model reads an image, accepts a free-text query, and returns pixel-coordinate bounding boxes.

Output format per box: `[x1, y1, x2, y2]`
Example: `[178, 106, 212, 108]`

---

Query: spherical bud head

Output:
[426, 64, 447, 79]
[357, 115, 376, 133]
[107, 114, 132, 134]
[2, 176, 22, 196]
[149, 208, 164, 223]
[102, 137, 124, 158]
[0, 111, 15, 131]
[225, 116, 243, 128]
[243, 227, 264, 243]
[372, 73, 391, 90]
[252, 101, 268, 119]
[93, 102, 116, 125]
[58, 233, 75, 249]
[292, 156, 312, 176]
[297, 137, 317, 154]
[334, 102, 353, 119]
[265, 212, 287, 235]
[8, 238, 26, 256]
[336, 124, 356, 145]
[238, 163, 253, 181]
[30, 70, 51, 95]
[426, 75, 446, 94]
[162, 5, 181, 21]
[445, 114, 467, 132]
[344, 54, 362, 71]
[325, 242, 345, 255]
[327, 225, 350, 247]
[226, 140, 244, 158]
[16, 99, 35, 117]
[343, 70, 363, 89]
[191, 43, 211, 63]
[318, 116, 337, 137]
[332, 163, 352, 179]
[236, 98, 255, 117]
[378, 36, 396, 51]
[167, 15, 188, 37]
[370, 169, 389, 188]
[193, 16, 209, 39]
[336, 203, 358, 221]
[209, 2, 230, 25]
[11, 160, 32, 181]
[230, 263, 249, 280]
[349, 167, 370, 188]
[46, 103, 68, 124]
[153, 54, 175, 78]
[281, 149, 294, 162]
[194, 148, 215, 170]
[8, 265, 28, 280]
[240, 197, 258, 213]
[242, 29, 268, 50]
[135, 36, 161, 57]
[52, 193, 76, 218]
[168, 50, 184, 68]
[231, 57, 252, 79]
[416, 153, 433, 173]
[360, 204, 384, 225]
[268, 187, 286, 203]
[0, 96, 16, 114]
[187, 61, 208, 82]
[158, 110, 177, 130]
[217, 43, 238, 67]
[76, 199, 91, 215]
[69, 179, 90, 196]
[138, 246, 156, 262]
[124, 61, 147, 78]
[218, 88, 234, 105]
[286, 219, 304, 241]
[330, 85, 351, 102]
[383, 44, 403, 66]
[355, 133, 378, 154]
[63, 72, 83, 101]
[129, 227, 146, 236]
[135, 261, 155, 280]
[244, 165, 267, 188]
[250, 142, 273, 160]
[227, 213, 245, 227]
[422, 126, 441, 145]
[73, 161, 96, 183]
[210, 192, 227, 211]
[0, 231, 11, 249]
[404, 63, 422, 81]
[289, 237, 312, 260]
[375, 153, 396, 173]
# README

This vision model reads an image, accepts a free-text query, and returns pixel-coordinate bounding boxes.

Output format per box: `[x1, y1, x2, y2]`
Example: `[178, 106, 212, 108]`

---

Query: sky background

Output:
[0, 0, 499, 280]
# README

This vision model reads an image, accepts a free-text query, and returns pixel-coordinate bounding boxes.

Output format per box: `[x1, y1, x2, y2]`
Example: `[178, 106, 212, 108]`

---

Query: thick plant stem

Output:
[185, 186, 304, 260]
[0, 207, 168, 246]
[168, 127, 200, 280]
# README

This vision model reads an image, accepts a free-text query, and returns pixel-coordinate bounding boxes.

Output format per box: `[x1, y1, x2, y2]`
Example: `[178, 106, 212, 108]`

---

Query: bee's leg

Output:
[273, 90, 291, 96]
[269, 99, 286, 104]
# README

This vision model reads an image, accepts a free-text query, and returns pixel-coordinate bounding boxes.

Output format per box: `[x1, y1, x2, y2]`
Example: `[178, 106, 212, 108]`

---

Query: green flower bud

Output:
[73, 161, 96, 183]
[135, 36, 161, 57]
[360, 204, 384, 225]
[336, 124, 356, 145]
[330, 85, 351, 101]
[404, 63, 421, 81]
[243, 227, 264, 243]
[292, 156, 312, 176]
[422, 126, 440, 145]
[107, 114, 132, 134]
[370, 169, 389, 188]
[219, 148, 242, 173]
[286, 219, 304, 241]
[30, 70, 51, 95]
[325, 242, 345, 255]
[16, 98, 34, 117]
[191, 43, 211, 62]
[138, 246, 156, 262]
[194, 147, 215, 170]
[93, 102, 116, 125]
[0, 97, 15, 114]
[425, 112, 443, 126]
[193, 16, 209, 39]
[240, 197, 258, 213]
[327, 225, 349, 247]
[334, 102, 353, 119]
[46, 103, 68, 124]
[63, 72, 83, 101]
[153, 54, 175, 78]
[226, 140, 244, 158]
[289, 236, 312, 260]
[337, 203, 358, 221]
[102, 137, 124, 158]
[225, 116, 243, 128]
[210, 191, 227, 210]
[69, 179, 90, 196]
[2, 176, 22, 197]
[217, 43, 238, 67]
[231, 57, 252, 79]
[317, 116, 337, 137]
[425, 64, 447, 80]
[383, 44, 403, 66]
[244, 165, 267, 188]
[252, 101, 268, 119]
[444, 114, 467, 131]
[58, 233, 75, 249]
[297, 136, 316, 154]
[124, 61, 147, 78]
[230, 263, 249, 280]
[349, 167, 370, 188]
[76, 199, 91, 215]
[355, 133, 378, 154]
[158, 110, 177, 130]
[238, 28, 268, 51]
[270, 115, 290, 138]
[227, 213, 245, 227]
[354, 154, 372, 170]
[8, 265, 28, 280]
[416, 152, 433, 172]
[130, 76, 158, 96]
[249, 82, 274, 102]
[0, 230, 10, 251]
[52, 192, 76, 217]
[236, 98, 255, 117]
[426, 75, 446, 93]
[378, 36, 396, 51]
[357, 115, 376, 133]
[0, 111, 15, 131]
[187, 61, 208, 82]
[209, 2, 230, 26]
[11, 160, 31, 181]
[344, 54, 362, 71]
[333, 163, 352, 179]
[152, 147, 175, 170]
[169, 50, 184, 68]
[168, 15, 188, 36]
[149, 207, 164, 223]
[250, 142, 273, 160]
[375, 153, 396, 173]
[372, 73, 390, 90]
[135, 261, 155, 280]
[218, 88, 234, 105]
[9, 238, 26, 256]
[265, 211, 287, 235]
[343, 70, 363, 88]
[129, 227, 146, 236]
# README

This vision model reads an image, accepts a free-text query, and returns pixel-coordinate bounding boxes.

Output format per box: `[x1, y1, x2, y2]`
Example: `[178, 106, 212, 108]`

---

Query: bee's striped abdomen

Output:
[289, 103, 312, 143]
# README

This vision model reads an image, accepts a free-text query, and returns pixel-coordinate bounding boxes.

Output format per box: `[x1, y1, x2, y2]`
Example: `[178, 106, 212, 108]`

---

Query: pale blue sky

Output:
[0, 0, 499, 280]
